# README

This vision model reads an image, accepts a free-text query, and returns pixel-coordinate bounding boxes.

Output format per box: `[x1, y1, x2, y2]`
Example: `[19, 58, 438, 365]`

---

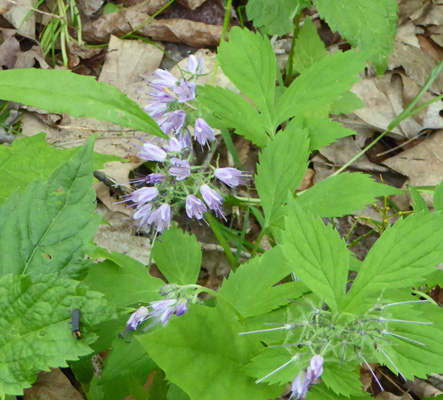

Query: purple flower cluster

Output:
[290, 355, 324, 400]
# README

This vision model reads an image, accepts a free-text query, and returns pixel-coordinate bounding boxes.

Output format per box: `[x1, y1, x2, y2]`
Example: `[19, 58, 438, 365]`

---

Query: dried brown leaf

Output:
[0, 0, 36, 38]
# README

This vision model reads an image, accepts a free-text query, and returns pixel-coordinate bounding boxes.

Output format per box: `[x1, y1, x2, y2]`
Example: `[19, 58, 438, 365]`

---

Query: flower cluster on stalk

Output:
[239, 298, 431, 399]
[123, 55, 249, 235]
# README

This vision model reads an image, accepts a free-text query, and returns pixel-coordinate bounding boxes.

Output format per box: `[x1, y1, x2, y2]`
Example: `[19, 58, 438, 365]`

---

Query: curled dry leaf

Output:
[0, 30, 19, 69]
[0, 0, 36, 38]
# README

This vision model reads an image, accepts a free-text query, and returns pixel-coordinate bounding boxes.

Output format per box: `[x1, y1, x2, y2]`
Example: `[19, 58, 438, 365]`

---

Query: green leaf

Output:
[138, 305, 282, 400]
[275, 50, 365, 126]
[0, 133, 122, 204]
[168, 384, 191, 400]
[151, 226, 202, 285]
[281, 199, 350, 312]
[255, 126, 310, 227]
[433, 180, 443, 211]
[246, 0, 310, 36]
[307, 383, 371, 399]
[99, 336, 156, 400]
[0, 69, 166, 138]
[218, 27, 276, 133]
[341, 212, 443, 313]
[198, 85, 269, 147]
[0, 137, 101, 278]
[293, 17, 327, 73]
[0, 273, 111, 398]
[296, 173, 402, 218]
[313, 0, 398, 74]
[84, 250, 165, 307]
[322, 366, 363, 397]
[330, 91, 365, 116]
[288, 116, 355, 151]
[409, 186, 430, 214]
[219, 246, 308, 318]
[379, 302, 443, 379]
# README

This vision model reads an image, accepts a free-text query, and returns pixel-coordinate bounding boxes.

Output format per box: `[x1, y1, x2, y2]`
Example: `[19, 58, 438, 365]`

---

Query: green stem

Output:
[251, 227, 267, 257]
[233, 196, 261, 204]
[210, 0, 233, 85]
[206, 213, 239, 270]
[284, 12, 302, 86]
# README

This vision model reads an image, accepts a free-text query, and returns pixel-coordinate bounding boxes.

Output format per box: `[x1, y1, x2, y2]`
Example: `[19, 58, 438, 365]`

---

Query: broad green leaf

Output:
[138, 305, 282, 400]
[313, 0, 398, 74]
[246, 0, 310, 36]
[0, 137, 100, 278]
[0, 133, 122, 204]
[379, 302, 443, 379]
[255, 126, 310, 227]
[168, 384, 191, 400]
[0, 69, 167, 138]
[243, 347, 301, 385]
[322, 366, 363, 397]
[0, 273, 111, 398]
[218, 27, 276, 133]
[409, 186, 430, 214]
[84, 250, 164, 307]
[293, 17, 327, 73]
[219, 246, 308, 318]
[198, 85, 269, 147]
[433, 180, 443, 211]
[288, 115, 355, 151]
[330, 91, 365, 115]
[341, 212, 443, 313]
[99, 336, 156, 399]
[308, 383, 371, 400]
[281, 200, 350, 312]
[275, 50, 365, 126]
[296, 173, 402, 218]
[151, 226, 201, 285]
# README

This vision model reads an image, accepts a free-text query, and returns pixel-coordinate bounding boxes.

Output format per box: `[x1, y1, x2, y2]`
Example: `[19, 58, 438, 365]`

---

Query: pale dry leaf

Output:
[397, 0, 429, 23]
[404, 378, 443, 398]
[396, 21, 422, 48]
[77, 0, 103, 16]
[0, 33, 19, 68]
[182, 0, 207, 10]
[417, 35, 443, 63]
[14, 44, 49, 68]
[413, 3, 443, 25]
[95, 181, 132, 216]
[429, 25, 443, 47]
[375, 392, 408, 400]
[23, 369, 84, 400]
[0, 0, 36, 38]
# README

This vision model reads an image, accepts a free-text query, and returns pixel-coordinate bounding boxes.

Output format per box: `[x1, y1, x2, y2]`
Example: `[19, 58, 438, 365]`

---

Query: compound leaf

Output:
[0, 137, 100, 278]
[341, 212, 443, 313]
[138, 305, 282, 400]
[281, 200, 350, 312]
[308, 383, 371, 399]
[0, 273, 111, 398]
[313, 0, 398, 74]
[152, 225, 202, 285]
[296, 173, 402, 218]
[322, 366, 363, 397]
[0, 69, 166, 138]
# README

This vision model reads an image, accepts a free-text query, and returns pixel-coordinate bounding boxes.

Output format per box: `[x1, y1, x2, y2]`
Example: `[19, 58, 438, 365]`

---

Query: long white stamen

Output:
[359, 353, 384, 392]
[379, 348, 406, 381]
[384, 300, 429, 308]
[256, 355, 298, 384]
[382, 330, 425, 346]
[378, 317, 432, 325]
[239, 324, 293, 335]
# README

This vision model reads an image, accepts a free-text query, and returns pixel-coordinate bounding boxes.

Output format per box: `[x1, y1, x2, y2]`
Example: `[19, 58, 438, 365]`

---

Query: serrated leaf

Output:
[433, 180, 443, 211]
[0, 273, 110, 398]
[219, 246, 308, 318]
[138, 305, 282, 400]
[313, 0, 398, 74]
[275, 50, 365, 126]
[296, 173, 402, 218]
[243, 347, 301, 385]
[330, 91, 365, 116]
[307, 383, 371, 400]
[0, 137, 100, 278]
[378, 302, 443, 379]
[218, 27, 276, 133]
[409, 186, 430, 214]
[0, 133, 122, 204]
[168, 384, 191, 400]
[288, 115, 355, 151]
[84, 250, 165, 307]
[322, 366, 363, 397]
[341, 212, 443, 313]
[293, 17, 327, 73]
[151, 225, 201, 285]
[256, 126, 310, 227]
[0, 69, 166, 138]
[281, 200, 350, 312]
[198, 85, 269, 147]
[246, 0, 309, 36]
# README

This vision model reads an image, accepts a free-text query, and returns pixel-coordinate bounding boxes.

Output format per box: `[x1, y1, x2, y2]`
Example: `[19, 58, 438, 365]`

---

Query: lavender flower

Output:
[151, 69, 178, 89]
[158, 110, 187, 136]
[200, 184, 224, 218]
[307, 355, 324, 382]
[169, 158, 191, 181]
[129, 187, 159, 204]
[124, 306, 150, 332]
[144, 102, 167, 119]
[186, 195, 207, 220]
[289, 355, 324, 399]
[175, 79, 196, 103]
[139, 142, 167, 162]
[149, 86, 177, 103]
[146, 173, 166, 184]
[164, 137, 185, 153]
[133, 203, 152, 228]
[186, 54, 203, 75]
[289, 372, 309, 400]
[175, 298, 189, 316]
[194, 118, 215, 147]
[148, 203, 171, 232]
[215, 167, 249, 187]
[149, 299, 178, 326]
